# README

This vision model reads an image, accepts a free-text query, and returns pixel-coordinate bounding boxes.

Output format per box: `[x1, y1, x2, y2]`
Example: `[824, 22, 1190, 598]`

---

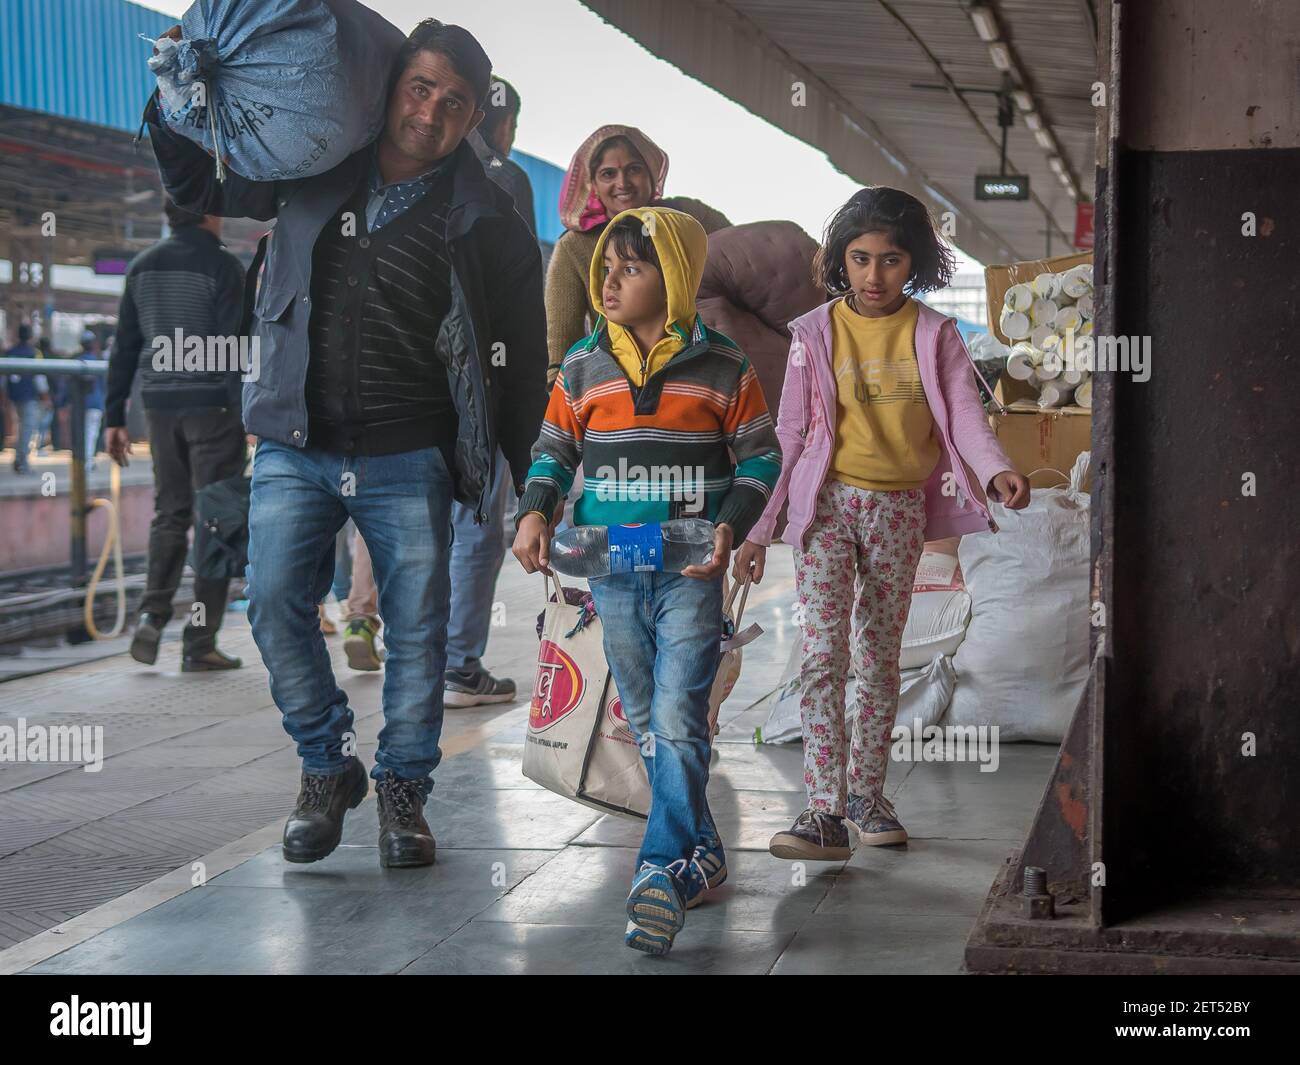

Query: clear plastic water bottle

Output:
[550, 519, 715, 577]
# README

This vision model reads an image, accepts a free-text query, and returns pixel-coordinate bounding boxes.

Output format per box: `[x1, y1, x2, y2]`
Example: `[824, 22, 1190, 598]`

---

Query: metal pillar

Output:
[966, 0, 1300, 974]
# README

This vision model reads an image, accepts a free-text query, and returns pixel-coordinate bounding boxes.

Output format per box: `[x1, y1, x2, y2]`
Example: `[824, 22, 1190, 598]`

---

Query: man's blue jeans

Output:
[13, 400, 40, 469]
[586, 571, 724, 871]
[446, 447, 512, 674]
[247, 441, 454, 794]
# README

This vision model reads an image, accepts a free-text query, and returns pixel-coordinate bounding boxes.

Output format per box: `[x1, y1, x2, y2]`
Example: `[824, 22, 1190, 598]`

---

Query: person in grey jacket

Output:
[106, 200, 247, 671]
[146, 19, 548, 870]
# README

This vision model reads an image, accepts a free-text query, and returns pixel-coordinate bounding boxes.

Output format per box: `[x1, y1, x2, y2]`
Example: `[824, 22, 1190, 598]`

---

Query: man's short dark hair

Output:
[481, 75, 520, 146]
[164, 197, 205, 231]
[17, 323, 32, 343]
[391, 20, 492, 108]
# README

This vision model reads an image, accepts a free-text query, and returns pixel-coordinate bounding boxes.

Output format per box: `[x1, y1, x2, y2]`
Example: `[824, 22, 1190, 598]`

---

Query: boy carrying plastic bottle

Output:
[513, 207, 781, 955]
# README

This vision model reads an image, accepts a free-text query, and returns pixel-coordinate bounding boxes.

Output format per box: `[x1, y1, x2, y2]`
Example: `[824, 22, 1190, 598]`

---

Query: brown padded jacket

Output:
[695, 220, 824, 422]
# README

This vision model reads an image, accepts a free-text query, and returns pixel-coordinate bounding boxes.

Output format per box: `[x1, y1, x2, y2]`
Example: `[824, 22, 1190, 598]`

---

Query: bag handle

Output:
[724, 571, 752, 627]
[543, 566, 566, 605]
[1025, 466, 1071, 490]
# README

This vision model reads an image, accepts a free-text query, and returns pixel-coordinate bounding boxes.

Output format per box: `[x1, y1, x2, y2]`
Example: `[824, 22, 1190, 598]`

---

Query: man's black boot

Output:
[376, 770, 437, 869]
[282, 756, 369, 864]
[130, 613, 169, 665]
[181, 647, 243, 671]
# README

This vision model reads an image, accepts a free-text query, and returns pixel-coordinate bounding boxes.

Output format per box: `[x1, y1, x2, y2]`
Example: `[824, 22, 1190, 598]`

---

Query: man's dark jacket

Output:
[106, 226, 246, 427]
[145, 98, 549, 521]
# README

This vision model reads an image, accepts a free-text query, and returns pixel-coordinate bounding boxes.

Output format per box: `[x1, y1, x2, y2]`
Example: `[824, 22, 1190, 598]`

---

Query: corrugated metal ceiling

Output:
[584, 0, 1098, 263]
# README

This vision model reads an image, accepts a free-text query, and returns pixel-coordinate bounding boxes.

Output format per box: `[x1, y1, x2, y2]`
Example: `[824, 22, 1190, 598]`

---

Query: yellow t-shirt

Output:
[828, 297, 940, 491]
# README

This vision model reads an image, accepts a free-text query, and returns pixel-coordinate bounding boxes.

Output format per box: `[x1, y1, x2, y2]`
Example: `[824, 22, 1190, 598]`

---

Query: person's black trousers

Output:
[141, 406, 246, 654]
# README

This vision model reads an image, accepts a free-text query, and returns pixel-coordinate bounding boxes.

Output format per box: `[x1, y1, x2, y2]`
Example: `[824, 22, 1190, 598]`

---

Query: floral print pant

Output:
[795, 480, 927, 815]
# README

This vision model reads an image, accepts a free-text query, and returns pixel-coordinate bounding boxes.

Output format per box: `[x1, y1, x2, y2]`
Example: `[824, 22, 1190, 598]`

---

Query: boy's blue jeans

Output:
[587, 571, 724, 871]
[247, 440, 454, 794]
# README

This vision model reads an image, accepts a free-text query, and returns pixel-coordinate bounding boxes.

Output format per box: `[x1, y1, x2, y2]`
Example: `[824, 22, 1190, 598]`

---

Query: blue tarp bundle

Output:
[147, 0, 404, 182]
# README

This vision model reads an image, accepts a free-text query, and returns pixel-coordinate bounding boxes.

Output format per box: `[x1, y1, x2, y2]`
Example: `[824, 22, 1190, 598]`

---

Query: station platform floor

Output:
[0, 549, 1055, 974]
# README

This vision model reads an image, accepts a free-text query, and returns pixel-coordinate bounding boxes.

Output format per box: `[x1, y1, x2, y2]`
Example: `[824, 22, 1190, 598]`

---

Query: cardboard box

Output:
[988, 403, 1092, 490]
[994, 374, 1038, 407]
[985, 251, 1093, 346]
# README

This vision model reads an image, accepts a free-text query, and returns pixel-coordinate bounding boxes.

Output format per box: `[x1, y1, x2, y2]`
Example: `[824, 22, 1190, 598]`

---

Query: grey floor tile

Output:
[29, 848, 551, 975]
[815, 837, 1015, 921]
[708, 742, 805, 792]
[103, 743, 288, 769]
[478, 845, 842, 933]
[213, 841, 553, 895]
[771, 914, 974, 974]
[340, 787, 602, 850]
[715, 705, 771, 743]
[426, 743, 540, 791]
[887, 746, 1056, 841]
[572, 790, 807, 852]
[400, 919, 794, 975]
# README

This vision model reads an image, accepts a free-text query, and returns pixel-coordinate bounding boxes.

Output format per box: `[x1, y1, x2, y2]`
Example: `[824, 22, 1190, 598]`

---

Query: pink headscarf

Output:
[558, 125, 670, 233]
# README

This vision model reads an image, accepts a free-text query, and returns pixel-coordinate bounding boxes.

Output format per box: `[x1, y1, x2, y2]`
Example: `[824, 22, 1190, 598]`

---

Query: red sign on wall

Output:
[1074, 202, 1095, 250]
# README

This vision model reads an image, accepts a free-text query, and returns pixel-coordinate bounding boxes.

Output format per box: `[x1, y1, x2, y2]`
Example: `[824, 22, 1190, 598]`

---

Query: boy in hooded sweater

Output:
[514, 207, 781, 954]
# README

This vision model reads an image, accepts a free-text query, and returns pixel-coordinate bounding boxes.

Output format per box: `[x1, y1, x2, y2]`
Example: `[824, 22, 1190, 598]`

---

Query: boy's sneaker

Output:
[768, 809, 853, 861]
[343, 617, 384, 671]
[624, 863, 686, 955]
[668, 841, 728, 909]
[443, 668, 516, 707]
[846, 792, 908, 846]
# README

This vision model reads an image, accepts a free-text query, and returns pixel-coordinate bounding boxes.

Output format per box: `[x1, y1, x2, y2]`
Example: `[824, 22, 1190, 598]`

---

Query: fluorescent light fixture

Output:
[970, 4, 1000, 42]
[1024, 111, 1043, 131]
[1035, 129, 1055, 150]
[1048, 155, 1066, 176]
[1012, 90, 1034, 111]
[988, 42, 1012, 70]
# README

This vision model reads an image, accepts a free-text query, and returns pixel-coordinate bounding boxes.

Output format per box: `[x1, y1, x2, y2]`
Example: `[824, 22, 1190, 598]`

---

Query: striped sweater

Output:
[517, 316, 782, 541]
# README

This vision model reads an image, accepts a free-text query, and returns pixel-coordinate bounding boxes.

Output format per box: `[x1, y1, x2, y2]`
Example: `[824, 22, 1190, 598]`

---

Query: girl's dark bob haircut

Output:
[813, 186, 957, 296]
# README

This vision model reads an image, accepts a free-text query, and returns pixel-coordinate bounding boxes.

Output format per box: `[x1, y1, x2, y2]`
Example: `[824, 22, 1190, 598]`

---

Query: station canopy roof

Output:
[581, 0, 1099, 266]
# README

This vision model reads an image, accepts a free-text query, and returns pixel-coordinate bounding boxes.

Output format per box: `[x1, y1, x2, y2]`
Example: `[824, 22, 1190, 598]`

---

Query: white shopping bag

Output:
[522, 571, 754, 820]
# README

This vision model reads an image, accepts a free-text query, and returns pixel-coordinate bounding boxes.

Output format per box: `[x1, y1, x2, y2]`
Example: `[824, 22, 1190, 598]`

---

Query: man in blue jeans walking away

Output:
[147, 20, 548, 869]
[5, 324, 48, 475]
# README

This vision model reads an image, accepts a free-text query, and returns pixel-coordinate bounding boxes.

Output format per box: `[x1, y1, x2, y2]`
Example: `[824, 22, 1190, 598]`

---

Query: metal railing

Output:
[1, 356, 110, 586]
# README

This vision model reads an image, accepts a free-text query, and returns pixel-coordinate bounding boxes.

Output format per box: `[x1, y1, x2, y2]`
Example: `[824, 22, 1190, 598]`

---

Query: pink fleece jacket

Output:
[747, 298, 1014, 550]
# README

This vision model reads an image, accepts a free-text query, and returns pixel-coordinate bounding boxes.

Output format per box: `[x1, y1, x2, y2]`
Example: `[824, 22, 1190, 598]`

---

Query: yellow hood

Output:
[588, 206, 708, 386]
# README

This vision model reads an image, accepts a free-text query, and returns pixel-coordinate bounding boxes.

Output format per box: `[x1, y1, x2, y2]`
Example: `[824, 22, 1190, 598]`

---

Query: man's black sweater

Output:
[106, 226, 246, 428]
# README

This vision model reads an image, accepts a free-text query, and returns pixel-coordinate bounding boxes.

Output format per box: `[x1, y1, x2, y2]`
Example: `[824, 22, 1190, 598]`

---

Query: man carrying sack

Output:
[145, 18, 548, 870]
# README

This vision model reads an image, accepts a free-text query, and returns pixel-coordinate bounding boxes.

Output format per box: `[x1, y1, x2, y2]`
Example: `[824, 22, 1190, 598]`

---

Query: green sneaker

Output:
[343, 617, 384, 671]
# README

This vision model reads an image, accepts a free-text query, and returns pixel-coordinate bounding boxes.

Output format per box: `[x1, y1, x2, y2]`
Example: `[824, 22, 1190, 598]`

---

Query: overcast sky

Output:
[137, 0, 984, 270]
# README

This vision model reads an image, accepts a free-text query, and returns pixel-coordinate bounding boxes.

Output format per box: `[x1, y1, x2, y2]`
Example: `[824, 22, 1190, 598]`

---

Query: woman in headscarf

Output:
[544, 125, 731, 384]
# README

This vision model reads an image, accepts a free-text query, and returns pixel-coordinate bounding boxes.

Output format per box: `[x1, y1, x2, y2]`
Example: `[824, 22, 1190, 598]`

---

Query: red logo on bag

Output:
[606, 694, 634, 738]
[530, 640, 586, 732]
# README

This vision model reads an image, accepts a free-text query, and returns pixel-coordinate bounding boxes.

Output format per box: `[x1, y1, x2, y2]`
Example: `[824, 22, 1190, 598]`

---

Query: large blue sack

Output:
[147, 0, 404, 182]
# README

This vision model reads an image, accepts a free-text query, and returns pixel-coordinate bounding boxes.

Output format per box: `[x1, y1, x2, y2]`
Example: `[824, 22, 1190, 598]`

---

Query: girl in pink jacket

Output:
[732, 187, 1030, 861]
